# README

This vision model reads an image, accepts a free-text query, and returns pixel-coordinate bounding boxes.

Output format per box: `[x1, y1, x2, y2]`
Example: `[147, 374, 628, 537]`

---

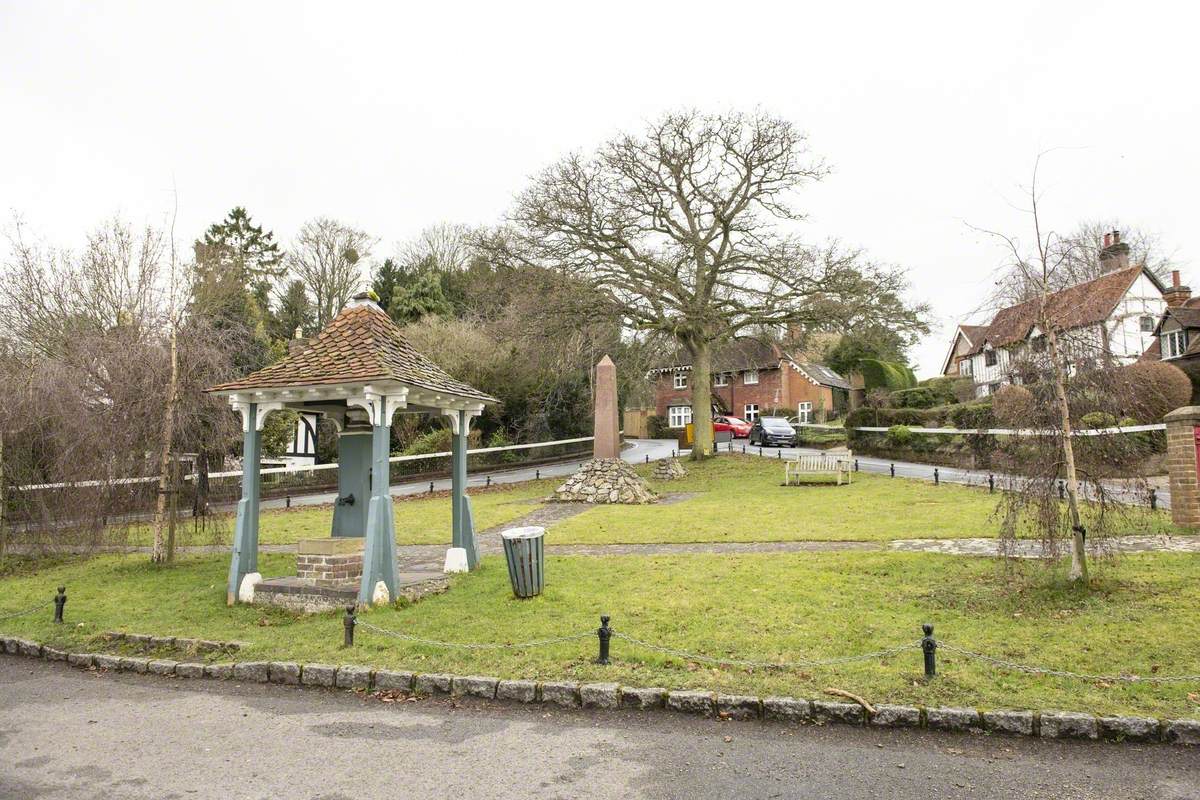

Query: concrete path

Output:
[2, 659, 1197, 800]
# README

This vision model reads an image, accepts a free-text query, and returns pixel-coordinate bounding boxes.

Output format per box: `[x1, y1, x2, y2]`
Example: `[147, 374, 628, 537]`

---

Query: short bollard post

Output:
[933, 467, 939, 485]
[536, 469, 540, 480]
[53, 586, 67, 624]
[921, 623, 937, 679]
[596, 614, 612, 665]
[671, 449, 676, 458]
[486, 475, 491, 487]
[988, 474, 994, 493]
[777, 449, 781, 459]
[854, 459, 859, 472]
[429, 482, 434, 494]
[645, 454, 649, 464]
[286, 493, 291, 509]
[1150, 488, 1157, 510]
[343, 606, 357, 648]
[1058, 480, 1064, 499]
[742, 444, 746, 454]
[759, 447, 763, 456]
[890, 463, 895, 478]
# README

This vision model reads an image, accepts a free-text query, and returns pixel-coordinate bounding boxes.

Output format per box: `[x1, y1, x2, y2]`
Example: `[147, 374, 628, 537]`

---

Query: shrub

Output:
[951, 377, 977, 403]
[1112, 361, 1193, 422]
[1079, 411, 1118, 429]
[918, 376, 960, 405]
[846, 406, 935, 428]
[856, 359, 917, 391]
[646, 414, 672, 439]
[400, 426, 482, 457]
[886, 425, 912, 446]
[948, 400, 995, 430]
[486, 429, 520, 463]
[889, 386, 938, 409]
[992, 385, 1035, 427]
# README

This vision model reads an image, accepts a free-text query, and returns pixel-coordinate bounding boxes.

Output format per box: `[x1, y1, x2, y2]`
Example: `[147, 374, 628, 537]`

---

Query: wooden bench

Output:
[784, 454, 852, 486]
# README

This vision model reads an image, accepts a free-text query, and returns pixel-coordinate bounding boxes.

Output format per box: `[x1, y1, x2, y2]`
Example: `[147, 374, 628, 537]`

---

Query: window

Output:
[959, 358, 972, 377]
[713, 372, 729, 387]
[743, 369, 759, 385]
[1140, 315, 1156, 333]
[1031, 335, 1046, 353]
[988, 382, 1001, 395]
[797, 401, 812, 424]
[744, 403, 759, 421]
[667, 406, 692, 428]
[1163, 329, 1189, 359]
[984, 349, 998, 367]
[672, 372, 688, 389]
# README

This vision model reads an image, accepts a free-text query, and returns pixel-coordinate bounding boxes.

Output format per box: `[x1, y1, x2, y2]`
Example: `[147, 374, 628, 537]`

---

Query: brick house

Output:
[1141, 271, 1199, 370]
[942, 232, 1169, 397]
[650, 340, 850, 429]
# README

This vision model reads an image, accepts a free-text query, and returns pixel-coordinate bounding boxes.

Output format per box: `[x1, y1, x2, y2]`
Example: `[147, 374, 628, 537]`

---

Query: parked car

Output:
[714, 415, 752, 438]
[749, 416, 798, 447]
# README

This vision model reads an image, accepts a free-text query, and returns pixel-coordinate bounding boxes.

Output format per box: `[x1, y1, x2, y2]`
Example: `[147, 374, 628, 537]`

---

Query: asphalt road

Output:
[1, 659, 1197, 800]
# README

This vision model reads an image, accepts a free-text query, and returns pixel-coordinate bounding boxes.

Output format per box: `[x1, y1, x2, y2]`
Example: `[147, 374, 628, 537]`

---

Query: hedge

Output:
[889, 386, 939, 409]
[856, 359, 917, 391]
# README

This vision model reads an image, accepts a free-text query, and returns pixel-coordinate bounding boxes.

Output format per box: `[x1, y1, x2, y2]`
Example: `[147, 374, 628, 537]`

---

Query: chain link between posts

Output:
[355, 620, 592, 650]
[0, 601, 52, 622]
[938, 642, 1200, 684]
[611, 632, 922, 669]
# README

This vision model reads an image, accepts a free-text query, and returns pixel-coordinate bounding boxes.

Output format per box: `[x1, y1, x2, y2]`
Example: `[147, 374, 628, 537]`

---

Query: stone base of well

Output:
[551, 458, 657, 504]
[296, 537, 364, 586]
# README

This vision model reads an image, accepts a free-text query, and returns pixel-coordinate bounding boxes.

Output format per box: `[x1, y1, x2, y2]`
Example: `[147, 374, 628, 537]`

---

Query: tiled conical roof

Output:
[209, 297, 496, 403]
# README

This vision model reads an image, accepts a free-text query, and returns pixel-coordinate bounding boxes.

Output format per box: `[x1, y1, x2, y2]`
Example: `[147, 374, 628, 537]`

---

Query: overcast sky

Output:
[2, 1, 1196, 376]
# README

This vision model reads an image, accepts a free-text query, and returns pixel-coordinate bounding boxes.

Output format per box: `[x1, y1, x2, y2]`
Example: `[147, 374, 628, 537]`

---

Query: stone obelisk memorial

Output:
[551, 355, 656, 504]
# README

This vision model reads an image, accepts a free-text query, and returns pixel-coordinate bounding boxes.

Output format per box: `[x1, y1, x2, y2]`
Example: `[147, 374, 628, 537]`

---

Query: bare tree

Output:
[975, 155, 1184, 584]
[289, 218, 377, 326]
[491, 110, 927, 458]
[396, 222, 476, 272]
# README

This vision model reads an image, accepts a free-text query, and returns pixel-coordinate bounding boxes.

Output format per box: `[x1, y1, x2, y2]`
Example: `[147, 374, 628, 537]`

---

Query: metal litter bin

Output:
[501, 526, 545, 598]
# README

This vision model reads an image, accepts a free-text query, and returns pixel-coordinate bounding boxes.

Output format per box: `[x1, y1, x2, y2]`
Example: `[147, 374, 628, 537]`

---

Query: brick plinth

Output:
[1164, 406, 1200, 529]
[296, 538, 364, 586]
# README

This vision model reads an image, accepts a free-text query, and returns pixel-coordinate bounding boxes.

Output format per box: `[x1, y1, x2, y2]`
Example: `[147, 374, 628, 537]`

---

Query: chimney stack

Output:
[1098, 229, 1130, 274]
[1164, 269, 1192, 308]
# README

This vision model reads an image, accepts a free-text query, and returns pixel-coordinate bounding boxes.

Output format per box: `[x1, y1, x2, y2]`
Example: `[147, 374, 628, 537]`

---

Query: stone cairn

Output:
[652, 457, 687, 481]
[551, 458, 657, 504]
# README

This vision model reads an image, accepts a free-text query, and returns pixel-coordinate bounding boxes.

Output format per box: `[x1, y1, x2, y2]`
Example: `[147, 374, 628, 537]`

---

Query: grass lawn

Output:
[546, 455, 1179, 544]
[2, 550, 1198, 718]
[126, 479, 556, 547]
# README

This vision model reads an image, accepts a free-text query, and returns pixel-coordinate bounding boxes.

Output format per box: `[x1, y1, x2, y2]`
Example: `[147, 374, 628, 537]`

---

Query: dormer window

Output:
[673, 372, 688, 389]
[743, 369, 759, 385]
[1163, 329, 1189, 359]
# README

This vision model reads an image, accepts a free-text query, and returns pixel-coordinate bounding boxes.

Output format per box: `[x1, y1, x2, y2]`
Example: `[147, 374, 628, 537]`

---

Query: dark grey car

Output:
[749, 416, 797, 447]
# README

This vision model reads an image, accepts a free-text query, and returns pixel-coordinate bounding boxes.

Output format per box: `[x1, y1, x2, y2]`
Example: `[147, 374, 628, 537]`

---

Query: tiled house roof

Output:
[209, 298, 497, 403]
[793, 362, 850, 390]
[967, 266, 1153, 355]
[653, 339, 782, 373]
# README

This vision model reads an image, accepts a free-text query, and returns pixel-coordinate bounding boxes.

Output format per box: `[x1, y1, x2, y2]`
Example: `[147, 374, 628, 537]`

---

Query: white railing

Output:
[12, 435, 599, 491]
[798, 423, 1165, 436]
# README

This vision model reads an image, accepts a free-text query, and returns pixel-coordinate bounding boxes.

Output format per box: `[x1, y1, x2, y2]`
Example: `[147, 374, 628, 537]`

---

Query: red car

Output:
[714, 415, 752, 438]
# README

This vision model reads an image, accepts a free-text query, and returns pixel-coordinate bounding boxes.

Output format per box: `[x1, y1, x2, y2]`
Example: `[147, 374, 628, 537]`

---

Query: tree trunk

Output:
[689, 340, 714, 459]
[1045, 326, 1088, 583]
[150, 324, 180, 564]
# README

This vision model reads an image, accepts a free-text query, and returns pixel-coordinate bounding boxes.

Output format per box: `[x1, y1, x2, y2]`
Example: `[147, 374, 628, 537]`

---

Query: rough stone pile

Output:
[551, 458, 657, 504]
[652, 458, 687, 481]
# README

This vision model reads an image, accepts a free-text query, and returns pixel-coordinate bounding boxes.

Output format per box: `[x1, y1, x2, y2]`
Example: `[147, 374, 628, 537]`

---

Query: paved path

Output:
[2, 659, 1196, 800]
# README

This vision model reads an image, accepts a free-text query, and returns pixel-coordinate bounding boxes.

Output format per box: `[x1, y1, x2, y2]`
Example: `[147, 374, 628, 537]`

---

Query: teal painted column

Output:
[451, 410, 479, 569]
[359, 398, 398, 605]
[330, 431, 371, 537]
[228, 403, 262, 605]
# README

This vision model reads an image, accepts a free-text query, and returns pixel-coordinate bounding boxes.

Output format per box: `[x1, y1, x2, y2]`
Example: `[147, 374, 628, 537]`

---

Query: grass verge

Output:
[2, 550, 1198, 718]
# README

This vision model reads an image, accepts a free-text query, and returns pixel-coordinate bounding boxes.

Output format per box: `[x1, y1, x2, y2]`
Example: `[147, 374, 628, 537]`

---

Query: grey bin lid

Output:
[501, 526, 545, 540]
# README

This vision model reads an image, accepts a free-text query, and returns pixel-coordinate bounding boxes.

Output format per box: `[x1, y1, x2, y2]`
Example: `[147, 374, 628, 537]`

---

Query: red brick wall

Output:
[654, 367, 787, 423]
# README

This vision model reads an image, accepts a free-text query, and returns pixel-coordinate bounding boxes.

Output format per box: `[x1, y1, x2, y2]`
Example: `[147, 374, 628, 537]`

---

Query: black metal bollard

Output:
[890, 463, 895, 478]
[921, 623, 937, 678]
[429, 482, 434, 494]
[1150, 488, 1157, 510]
[486, 475, 491, 487]
[53, 586, 67, 624]
[854, 459, 859, 472]
[646, 454, 649, 464]
[286, 493, 291, 509]
[536, 469, 540, 480]
[671, 449, 676, 458]
[934, 467, 939, 485]
[596, 614, 612, 665]
[343, 606, 357, 647]
[759, 447, 763, 456]
[1058, 480, 1064, 499]
[988, 474, 994, 493]
[777, 449, 781, 459]
[742, 444, 746, 454]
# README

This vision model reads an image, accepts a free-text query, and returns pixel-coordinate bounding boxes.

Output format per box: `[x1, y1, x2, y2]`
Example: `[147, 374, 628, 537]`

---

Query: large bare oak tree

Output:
[498, 111, 925, 457]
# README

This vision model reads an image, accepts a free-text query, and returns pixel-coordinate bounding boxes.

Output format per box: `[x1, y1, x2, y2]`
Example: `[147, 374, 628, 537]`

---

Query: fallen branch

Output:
[823, 687, 876, 715]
